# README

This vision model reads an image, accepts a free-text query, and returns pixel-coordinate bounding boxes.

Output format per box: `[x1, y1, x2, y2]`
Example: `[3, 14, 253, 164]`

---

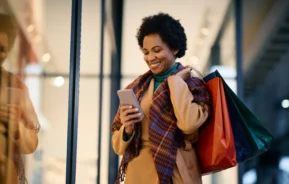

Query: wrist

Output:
[124, 126, 134, 136]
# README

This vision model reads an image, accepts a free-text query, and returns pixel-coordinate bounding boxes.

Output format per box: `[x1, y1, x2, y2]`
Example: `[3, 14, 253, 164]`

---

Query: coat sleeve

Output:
[112, 125, 135, 155]
[168, 76, 209, 134]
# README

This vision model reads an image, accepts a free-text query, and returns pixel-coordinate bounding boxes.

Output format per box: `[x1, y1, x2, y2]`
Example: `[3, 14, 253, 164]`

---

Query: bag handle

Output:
[190, 67, 206, 84]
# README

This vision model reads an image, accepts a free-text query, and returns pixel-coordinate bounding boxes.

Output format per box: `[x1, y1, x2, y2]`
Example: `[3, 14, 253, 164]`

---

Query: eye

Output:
[153, 48, 161, 53]
[143, 51, 149, 55]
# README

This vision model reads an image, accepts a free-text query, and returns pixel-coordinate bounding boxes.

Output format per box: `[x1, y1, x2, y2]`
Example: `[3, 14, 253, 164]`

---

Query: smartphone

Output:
[117, 89, 144, 120]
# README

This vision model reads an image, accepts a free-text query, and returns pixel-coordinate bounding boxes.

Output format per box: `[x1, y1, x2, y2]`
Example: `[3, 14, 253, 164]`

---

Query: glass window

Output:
[0, 0, 71, 183]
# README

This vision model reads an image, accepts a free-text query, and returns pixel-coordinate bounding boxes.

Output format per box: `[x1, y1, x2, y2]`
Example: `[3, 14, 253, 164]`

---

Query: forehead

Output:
[143, 34, 166, 48]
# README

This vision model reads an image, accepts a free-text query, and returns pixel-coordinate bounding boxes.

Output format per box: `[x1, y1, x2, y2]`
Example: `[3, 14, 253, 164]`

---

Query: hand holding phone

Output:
[117, 89, 144, 135]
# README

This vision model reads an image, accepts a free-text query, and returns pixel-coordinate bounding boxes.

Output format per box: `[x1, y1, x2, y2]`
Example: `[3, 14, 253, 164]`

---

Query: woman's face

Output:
[0, 32, 8, 66]
[142, 34, 178, 74]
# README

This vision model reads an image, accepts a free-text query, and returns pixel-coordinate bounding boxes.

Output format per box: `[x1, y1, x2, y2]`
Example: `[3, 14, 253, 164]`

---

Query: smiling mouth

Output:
[150, 62, 161, 68]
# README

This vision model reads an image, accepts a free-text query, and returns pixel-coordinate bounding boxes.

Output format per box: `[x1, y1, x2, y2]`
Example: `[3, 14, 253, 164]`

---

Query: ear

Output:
[173, 49, 179, 56]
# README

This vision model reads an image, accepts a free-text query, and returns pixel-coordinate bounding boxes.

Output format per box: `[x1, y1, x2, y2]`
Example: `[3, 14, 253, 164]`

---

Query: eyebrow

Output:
[142, 46, 162, 51]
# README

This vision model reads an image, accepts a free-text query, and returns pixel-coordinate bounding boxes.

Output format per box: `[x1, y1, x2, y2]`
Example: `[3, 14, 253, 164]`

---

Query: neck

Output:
[153, 63, 178, 91]
[154, 63, 177, 77]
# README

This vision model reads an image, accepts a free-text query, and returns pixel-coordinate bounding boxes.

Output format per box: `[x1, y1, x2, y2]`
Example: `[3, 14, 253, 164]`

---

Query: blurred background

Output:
[0, 0, 289, 183]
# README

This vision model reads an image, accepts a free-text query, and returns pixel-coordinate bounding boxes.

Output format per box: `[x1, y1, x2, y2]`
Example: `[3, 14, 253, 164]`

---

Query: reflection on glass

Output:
[0, 13, 40, 184]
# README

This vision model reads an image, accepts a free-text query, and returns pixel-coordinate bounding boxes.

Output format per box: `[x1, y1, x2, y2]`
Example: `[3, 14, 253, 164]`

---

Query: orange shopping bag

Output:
[195, 72, 237, 174]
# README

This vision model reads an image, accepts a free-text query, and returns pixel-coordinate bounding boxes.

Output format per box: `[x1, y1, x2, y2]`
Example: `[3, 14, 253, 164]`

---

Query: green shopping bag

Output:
[218, 71, 274, 160]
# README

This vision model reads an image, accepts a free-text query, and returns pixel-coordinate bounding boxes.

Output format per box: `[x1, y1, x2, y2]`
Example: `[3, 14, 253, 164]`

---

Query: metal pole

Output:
[235, 0, 244, 100]
[97, 0, 105, 183]
[235, 0, 244, 183]
[108, 0, 124, 183]
[65, 0, 82, 183]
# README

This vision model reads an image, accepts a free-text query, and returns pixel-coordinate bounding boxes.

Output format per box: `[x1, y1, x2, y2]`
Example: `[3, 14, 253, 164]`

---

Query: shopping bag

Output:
[217, 71, 274, 161]
[195, 71, 237, 174]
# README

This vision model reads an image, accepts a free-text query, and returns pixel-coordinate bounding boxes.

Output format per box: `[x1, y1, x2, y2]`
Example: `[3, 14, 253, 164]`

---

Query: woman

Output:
[0, 13, 40, 184]
[111, 13, 211, 184]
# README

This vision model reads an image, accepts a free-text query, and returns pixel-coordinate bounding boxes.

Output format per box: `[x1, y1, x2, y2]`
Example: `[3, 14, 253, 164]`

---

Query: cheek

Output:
[166, 53, 175, 62]
[143, 55, 148, 63]
[158, 53, 170, 64]
[155, 53, 165, 61]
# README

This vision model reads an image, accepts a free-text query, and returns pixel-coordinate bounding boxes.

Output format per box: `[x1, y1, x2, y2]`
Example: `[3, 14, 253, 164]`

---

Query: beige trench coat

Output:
[112, 75, 209, 184]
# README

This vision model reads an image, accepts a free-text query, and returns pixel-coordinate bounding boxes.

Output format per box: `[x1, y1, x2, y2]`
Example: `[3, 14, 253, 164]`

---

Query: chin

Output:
[150, 64, 165, 74]
[150, 68, 163, 75]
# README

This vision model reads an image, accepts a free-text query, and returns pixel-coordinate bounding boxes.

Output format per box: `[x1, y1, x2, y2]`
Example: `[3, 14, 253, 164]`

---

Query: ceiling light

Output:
[279, 156, 289, 172]
[201, 28, 210, 36]
[54, 76, 65, 87]
[242, 169, 257, 184]
[42, 53, 51, 62]
[281, 99, 289, 109]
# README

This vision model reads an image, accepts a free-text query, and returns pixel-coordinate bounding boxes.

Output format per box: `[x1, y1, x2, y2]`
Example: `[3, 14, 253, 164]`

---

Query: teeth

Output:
[151, 62, 160, 67]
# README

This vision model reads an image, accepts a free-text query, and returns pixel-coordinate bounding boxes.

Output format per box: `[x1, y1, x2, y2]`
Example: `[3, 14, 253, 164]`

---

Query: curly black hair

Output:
[136, 13, 187, 58]
[0, 13, 17, 51]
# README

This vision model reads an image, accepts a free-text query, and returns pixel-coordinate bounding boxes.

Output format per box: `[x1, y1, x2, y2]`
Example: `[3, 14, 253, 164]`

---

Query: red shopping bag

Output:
[196, 73, 237, 174]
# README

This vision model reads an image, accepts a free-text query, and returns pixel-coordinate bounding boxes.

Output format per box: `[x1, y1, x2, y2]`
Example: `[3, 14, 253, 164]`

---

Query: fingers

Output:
[120, 104, 140, 118]
[120, 104, 132, 112]
[0, 105, 21, 123]
[0, 105, 20, 112]
[124, 112, 142, 123]
[119, 104, 143, 127]
[0, 110, 9, 123]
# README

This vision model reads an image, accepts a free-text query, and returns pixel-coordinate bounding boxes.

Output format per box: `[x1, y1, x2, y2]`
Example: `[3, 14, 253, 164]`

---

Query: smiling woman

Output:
[111, 13, 212, 184]
[142, 34, 177, 74]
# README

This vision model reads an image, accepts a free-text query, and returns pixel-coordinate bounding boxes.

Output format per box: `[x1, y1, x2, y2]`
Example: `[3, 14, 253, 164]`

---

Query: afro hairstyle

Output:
[0, 13, 17, 51]
[136, 13, 187, 58]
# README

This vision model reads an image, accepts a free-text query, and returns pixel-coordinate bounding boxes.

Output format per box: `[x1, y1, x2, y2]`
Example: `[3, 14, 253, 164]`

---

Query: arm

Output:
[112, 125, 135, 155]
[111, 104, 141, 155]
[0, 71, 40, 154]
[168, 76, 209, 134]
[16, 87, 39, 154]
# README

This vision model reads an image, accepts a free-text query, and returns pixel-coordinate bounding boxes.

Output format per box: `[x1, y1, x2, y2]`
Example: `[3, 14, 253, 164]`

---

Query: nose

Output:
[147, 53, 156, 62]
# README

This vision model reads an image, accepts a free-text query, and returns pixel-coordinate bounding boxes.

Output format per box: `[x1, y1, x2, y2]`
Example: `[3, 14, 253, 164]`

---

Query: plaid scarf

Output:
[111, 63, 211, 183]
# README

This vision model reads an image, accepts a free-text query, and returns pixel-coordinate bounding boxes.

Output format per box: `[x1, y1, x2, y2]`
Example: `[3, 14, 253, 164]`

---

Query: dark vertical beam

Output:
[65, 0, 82, 183]
[108, 0, 124, 183]
[96, 0, 105, 183]
[211, 43, 221, 66]
[235, 0, 244, 183]
[235, 0, 244, 100]
[213, 1, 233, 44]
